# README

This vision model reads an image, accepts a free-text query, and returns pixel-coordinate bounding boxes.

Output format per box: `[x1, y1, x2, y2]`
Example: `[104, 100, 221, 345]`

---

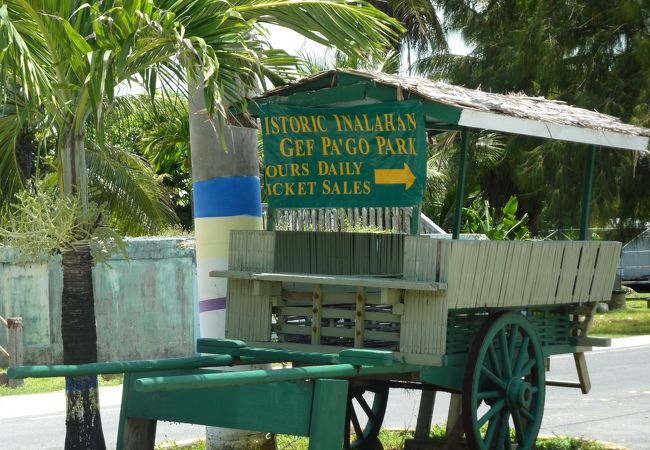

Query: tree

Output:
[0, 1, 401, 448]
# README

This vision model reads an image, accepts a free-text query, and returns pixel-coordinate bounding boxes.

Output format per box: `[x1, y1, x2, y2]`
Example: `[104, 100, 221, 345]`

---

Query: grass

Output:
[0, 370, 123, 396]
[590, 299, 650, 338]
[156, 430, 615, 450]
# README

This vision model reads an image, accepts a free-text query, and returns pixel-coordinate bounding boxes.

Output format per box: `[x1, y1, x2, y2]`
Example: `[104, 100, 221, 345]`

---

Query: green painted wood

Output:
[308, 379, 349, 450]
[134, 363, 418, 392]
[410, 205, 420, 235]
[196, 339, 341, 364]
[273, 231, 404, 276]
[8, 355, 235, 379]
[571, 336, 610, 347]
[338, 349, 395, 366]
[580, 145, 597, 240]
[209, 270, 446, 291]
[120, 370, 314, 437]
[422, 102, 463, 126]
[452, 129, 469, 239]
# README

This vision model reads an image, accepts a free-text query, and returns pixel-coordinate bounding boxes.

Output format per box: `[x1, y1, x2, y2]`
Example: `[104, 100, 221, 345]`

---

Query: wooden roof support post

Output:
[452, 128, 470, 239]
[579, 145, 597, 240]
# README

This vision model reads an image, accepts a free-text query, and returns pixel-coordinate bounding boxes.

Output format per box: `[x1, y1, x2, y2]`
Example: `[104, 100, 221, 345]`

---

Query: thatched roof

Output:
[258, 70, 650, 152]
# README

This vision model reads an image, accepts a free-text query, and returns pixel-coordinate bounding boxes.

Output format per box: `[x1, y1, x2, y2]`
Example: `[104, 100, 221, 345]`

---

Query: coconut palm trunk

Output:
[61, 243, 106, 450]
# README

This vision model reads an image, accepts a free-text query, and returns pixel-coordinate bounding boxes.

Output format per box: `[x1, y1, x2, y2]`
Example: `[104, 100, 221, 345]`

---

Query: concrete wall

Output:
[0, 238, 197, 366]
[621, 229, 650, 281]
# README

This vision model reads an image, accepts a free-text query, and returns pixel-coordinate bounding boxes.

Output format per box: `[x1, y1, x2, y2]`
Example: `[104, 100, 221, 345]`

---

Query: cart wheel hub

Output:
[506, 378, 533, 409]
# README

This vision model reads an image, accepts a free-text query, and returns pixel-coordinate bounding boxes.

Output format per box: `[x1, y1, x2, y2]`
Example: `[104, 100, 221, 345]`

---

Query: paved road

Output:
[1, 336, 649, 449]
[383, 336, 650, 450]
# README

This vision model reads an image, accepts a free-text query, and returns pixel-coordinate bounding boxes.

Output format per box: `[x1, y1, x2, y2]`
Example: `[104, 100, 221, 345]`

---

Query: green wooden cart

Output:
[9, 70, 650, 450]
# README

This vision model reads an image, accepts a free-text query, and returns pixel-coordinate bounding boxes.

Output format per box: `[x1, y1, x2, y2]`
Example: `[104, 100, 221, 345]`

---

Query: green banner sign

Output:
[259, 101, 427, 209]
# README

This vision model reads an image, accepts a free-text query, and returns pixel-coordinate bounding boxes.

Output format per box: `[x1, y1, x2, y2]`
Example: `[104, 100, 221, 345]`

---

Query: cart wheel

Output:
[463, 312, 545, 450]
[344, 382, 388, 450]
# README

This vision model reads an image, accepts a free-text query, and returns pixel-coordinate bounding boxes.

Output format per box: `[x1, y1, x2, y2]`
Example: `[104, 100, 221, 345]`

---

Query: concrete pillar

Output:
[189, 84, 271, 450]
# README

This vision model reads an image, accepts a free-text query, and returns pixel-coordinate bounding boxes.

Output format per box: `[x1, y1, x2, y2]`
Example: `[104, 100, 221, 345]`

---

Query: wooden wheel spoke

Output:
[512, 409, 526, 444]
[504, 432, 513, 450]
[518, 357, 537, 378]
[495, 409, 510, 450]
[520, 407, 535, 421]
[481, 365, 507, 390]
[355, 393, 374, 420]
[478, 398, 505, 428]
[513, 335, 530, 376]
[344, 401, 352, 448]
[350, 407, 364, 438]
[508, 324, 520, 370]
[487, 343, 502, 378]
[499, 329, 512, 378]
[482, 409, 500, 448]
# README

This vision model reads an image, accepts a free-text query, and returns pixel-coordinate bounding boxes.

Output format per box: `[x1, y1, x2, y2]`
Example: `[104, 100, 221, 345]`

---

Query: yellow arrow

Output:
[374, 163, 416, 190]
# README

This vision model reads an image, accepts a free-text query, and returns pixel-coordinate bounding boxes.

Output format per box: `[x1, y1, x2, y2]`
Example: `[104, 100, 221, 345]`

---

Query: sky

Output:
[265, 24, 470, 68]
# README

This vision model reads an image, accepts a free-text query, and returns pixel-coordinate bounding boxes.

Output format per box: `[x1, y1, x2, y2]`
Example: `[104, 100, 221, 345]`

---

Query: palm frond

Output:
[86, 142, 178, 236]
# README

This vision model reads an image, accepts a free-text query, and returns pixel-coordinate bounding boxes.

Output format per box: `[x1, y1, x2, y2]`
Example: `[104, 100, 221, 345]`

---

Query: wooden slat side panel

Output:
[589, 242, 622, 301]
[573, 244, 599, 303]
[229, 230, 276, 272]
[225, 279, 272, 342]
[556, 242, 581, 302]
[496, 241, 517, 307]
[400, 291, 446, 355]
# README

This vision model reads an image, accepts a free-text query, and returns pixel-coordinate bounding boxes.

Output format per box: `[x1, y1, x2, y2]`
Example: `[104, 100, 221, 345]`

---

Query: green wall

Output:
[0, 238, 197, 365]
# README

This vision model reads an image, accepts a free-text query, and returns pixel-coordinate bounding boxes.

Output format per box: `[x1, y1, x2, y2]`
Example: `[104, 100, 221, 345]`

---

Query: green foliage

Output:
[417, 0, 650, 231]
[463, 195, 530, 240]
[101, 94, 193, 231]
[536, 436, 607, 450]
[343, 217, 391, 233]
[0, 184, 125, 263]
[422, 131, 507, 231]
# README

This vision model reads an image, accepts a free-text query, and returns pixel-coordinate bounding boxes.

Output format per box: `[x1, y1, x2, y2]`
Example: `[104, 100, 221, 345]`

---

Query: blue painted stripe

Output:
[65, 375, 98, 392]
[193, 176, 262, 218]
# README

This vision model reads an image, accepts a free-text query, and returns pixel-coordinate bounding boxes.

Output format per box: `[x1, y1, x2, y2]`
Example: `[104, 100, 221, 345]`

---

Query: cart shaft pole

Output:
[135, 363, 416, 392]
[8, 355, 237, 379]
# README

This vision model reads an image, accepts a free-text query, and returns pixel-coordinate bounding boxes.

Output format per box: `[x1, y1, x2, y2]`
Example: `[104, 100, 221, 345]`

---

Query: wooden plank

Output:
[278, 306, 401, 323]
[499, 241, 520, 307]
[210, 270, 446, 291]
[574, 244, 599, 302]
[556, 242, 581, 303]
[458, 241, 481, 308]
[487, 242, 509, 307]
[7, 318, 24, 388]
[283, 290, 384, 305]
[530, 243, 555, 306]
[445, 241, 468, 309]
[355, 287, 365, 348]
[545, 244, 565, 305]
[590, 242, 621, 301]
[312, 285, 322, 345]
[523, 242, 545, 306]
[277, 325, 400, 342]
[381, 288, 401, 305]
[241, 341, 445, 366]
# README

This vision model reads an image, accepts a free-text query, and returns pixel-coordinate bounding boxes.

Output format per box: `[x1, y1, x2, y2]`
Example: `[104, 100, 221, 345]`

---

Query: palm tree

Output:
[0, 1, 401, 448]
